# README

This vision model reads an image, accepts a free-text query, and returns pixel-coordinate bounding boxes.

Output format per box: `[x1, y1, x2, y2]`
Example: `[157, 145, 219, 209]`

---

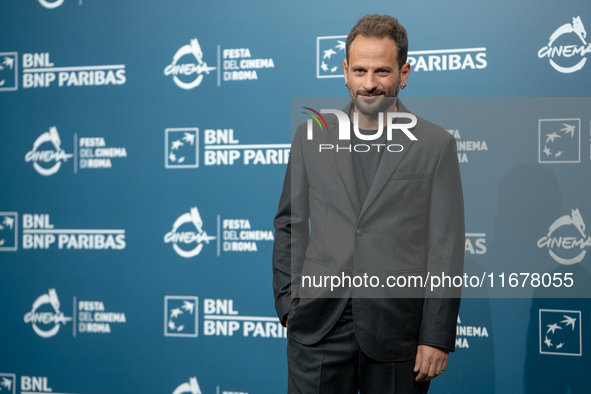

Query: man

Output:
[273, 14, 464, 393]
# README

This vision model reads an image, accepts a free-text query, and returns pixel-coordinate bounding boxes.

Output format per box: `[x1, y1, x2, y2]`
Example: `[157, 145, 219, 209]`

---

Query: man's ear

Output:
[400, 61, 410, 87]
[343, 59, 349, 85]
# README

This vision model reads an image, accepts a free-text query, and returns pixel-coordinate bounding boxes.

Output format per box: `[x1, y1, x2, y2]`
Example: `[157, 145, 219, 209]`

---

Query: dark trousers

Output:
[287, 301, 430, 394]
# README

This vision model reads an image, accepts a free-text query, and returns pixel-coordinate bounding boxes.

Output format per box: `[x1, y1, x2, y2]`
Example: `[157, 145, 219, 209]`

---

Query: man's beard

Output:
[348, 81, 399, 117]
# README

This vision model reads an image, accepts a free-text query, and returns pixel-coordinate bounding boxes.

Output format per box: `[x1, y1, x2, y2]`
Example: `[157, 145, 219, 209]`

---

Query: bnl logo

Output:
[0, 213, 17, 251]
[0, 373, 15, 394]
[0, 53, 17, 91]
[539, 309, 582, 356]
[538, 119, 580, 163]
[317, 36, 347, 78]
[164, 296, 198, 337]
[165, 129, 198, 168]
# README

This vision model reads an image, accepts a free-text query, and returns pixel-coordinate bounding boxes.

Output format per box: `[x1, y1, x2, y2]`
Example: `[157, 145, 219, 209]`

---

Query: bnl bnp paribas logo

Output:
[0, 53, 17, 91]
[316, 36, 486, 78]
[537, 208, 591, 265]
[165, 296, 286, 339]
[0, 375, 83, 394]
[0, 52, 126, 91]
[0, 213, 18, 251]
[165, 128, 290, 168]
[164, 38, 275, 89]
[538, 16, 591, 73]
[538, 119, 580, 163]
[539, 309, 581, 356]
[0, 373, 14, 394]
[0, 213, 126, 251]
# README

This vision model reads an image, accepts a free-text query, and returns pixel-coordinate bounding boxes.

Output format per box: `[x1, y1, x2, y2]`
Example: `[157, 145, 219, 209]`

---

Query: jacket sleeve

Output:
[418, 134, 465, 351]
[272, 124, 309, 326]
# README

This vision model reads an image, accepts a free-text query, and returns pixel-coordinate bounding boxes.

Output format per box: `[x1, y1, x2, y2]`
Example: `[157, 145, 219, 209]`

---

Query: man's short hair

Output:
[346, 14, 408, 69]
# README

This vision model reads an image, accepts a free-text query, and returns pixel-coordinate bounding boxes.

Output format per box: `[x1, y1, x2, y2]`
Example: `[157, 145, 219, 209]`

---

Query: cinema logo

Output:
[537, 208, 591, 265]
[77, 300, 126, 334]
[304, 107, 417, 153]
[164, 207, 273, 257]
[22, 53, 125, 88]
[24, 290, 126, 337]
[38, 0, 64, 9]
[171, 376, 249, 394]
[22, 213, 126, 250]
[222, 219, 274, 252]
[172, 377, 202, 394]
[222, 47, 275, 81]
[38, 0, 89, 8]
[164, 207, 216, 258]
[538, 16, 591, 73]
[456, 315, 489, 349]
[25, 126, 73, 176]
[23, 289, 72, 338]
[76, 136, 127, 170]
[447, 129, 488, 163]
[165, 38, 275, 88]
[25, 127, 128, 175]
[164, 39, 216, 90]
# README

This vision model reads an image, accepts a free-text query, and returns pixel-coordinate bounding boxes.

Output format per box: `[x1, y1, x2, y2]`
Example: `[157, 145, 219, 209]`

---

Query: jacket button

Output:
[356, 228, 364, 236]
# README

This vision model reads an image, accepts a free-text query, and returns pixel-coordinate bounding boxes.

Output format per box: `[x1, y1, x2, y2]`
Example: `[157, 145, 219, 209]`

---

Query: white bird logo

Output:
[2, 56, 14, 69]
[0, 377, 13, 391]
[2, 216, 14, 230]
[560, 124, 575, 137]
[561, 315, 577, 329]
[182, 300, 195, 314]
[171, 140, 184, 150]
[546, 132, 561, 143]
[546, 322, 562, 334]
[182, 132, 195, 145]
[323, 48, 336, 59]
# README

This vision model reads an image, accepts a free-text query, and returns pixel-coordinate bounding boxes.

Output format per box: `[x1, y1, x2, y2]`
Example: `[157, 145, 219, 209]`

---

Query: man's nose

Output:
[362, 72, 378, 92]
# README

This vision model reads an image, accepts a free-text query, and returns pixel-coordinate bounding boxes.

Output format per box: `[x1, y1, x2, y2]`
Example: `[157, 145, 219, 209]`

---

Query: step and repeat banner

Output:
[1, 1, 590, 393]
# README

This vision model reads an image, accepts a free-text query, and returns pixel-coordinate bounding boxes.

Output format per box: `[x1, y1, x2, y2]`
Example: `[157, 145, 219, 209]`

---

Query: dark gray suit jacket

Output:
[273, 101, 465, 362]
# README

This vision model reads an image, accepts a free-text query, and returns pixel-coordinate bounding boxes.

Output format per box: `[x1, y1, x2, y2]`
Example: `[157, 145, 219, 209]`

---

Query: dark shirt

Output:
[351, 123, 387, 205]
[345, 122, 387, 319]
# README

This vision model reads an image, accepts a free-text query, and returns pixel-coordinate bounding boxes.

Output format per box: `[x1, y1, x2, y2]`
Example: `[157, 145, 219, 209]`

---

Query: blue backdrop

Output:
[1, 1, 590, 393]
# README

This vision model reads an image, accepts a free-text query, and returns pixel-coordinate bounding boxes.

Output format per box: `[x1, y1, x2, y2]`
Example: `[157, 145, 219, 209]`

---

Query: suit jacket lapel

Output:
[359, 100, 415, 218]
[329, 102, 362, 214]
